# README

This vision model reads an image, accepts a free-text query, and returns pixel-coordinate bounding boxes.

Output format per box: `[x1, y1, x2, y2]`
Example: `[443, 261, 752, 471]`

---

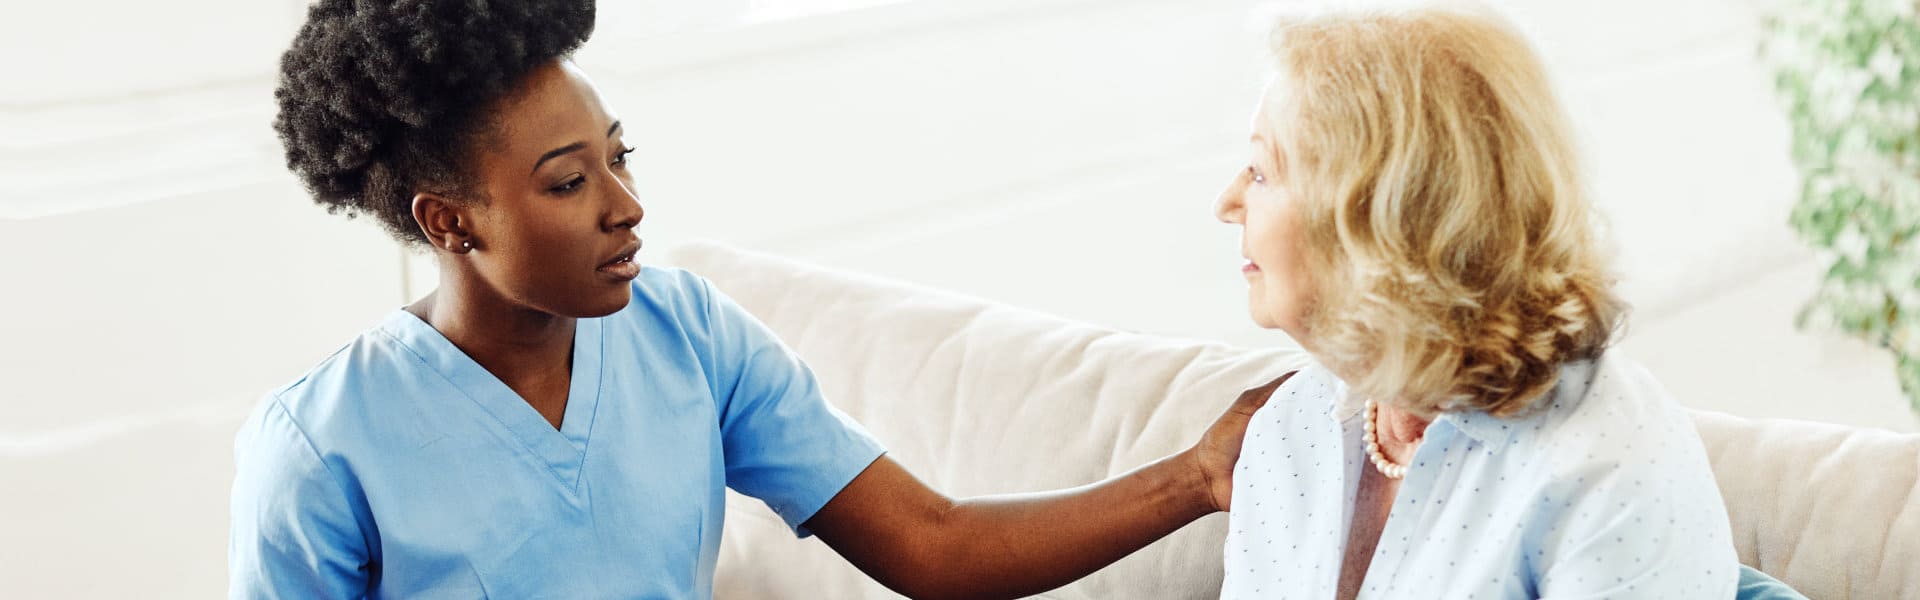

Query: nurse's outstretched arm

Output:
[803, 374, 1292, 600]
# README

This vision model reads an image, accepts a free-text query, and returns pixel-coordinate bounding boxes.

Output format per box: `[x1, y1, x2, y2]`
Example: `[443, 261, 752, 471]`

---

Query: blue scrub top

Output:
[229, 266, 887, 599]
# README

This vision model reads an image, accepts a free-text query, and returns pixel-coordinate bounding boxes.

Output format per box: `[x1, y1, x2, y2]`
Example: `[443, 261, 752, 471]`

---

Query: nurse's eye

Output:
[611, 146, 636, 168]
[551, 175, 586, 195]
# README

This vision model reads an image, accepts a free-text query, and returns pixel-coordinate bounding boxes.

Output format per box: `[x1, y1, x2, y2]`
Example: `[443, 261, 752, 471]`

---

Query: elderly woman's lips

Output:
[1242, 261, 1261, 274]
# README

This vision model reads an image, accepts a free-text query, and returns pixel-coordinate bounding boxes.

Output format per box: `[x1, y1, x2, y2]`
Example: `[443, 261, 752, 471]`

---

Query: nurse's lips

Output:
[598, 238, 642, 282]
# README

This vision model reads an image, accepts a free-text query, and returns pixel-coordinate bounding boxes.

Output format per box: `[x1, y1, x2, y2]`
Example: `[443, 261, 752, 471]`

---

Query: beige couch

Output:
[666, 242, 1920, 599]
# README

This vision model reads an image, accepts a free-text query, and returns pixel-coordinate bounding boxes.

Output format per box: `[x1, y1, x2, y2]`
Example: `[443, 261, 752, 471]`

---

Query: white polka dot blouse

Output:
[1221, 353, 1738, 599]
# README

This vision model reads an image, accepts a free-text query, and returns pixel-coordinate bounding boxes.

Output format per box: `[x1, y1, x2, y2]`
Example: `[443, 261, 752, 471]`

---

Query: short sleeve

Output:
[1535, 460, 1738, 599]
[696, 278, 887, 537]
[229, 398, 373, 599]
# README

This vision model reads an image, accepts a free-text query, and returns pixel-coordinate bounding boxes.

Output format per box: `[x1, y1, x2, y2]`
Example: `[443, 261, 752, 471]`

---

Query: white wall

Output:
[2, 0, 1914, 597]
[550, 0, 1915, 430]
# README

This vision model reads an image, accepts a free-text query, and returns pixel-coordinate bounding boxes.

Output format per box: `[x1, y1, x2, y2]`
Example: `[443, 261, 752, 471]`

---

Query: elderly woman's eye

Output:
[1248, 166, 1266, 184]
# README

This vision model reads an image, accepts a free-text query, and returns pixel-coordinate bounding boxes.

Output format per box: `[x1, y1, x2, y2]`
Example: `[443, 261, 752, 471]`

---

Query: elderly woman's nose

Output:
[1216, 182, 1246, 224]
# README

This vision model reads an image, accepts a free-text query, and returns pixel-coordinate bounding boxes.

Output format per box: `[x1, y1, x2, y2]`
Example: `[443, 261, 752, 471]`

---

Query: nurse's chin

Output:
[573, 286, 636, 319]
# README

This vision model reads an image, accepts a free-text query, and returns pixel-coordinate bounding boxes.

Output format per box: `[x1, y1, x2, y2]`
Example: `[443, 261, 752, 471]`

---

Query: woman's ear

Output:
[411, 192, 476, 253]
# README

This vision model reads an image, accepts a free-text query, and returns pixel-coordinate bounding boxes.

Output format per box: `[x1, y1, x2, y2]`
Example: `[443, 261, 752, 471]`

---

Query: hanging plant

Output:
[1763, 0, 1920, 413]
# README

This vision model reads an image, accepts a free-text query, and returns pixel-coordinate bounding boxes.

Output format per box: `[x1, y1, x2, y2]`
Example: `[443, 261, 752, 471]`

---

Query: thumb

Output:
[1231, 371, 1295, 417]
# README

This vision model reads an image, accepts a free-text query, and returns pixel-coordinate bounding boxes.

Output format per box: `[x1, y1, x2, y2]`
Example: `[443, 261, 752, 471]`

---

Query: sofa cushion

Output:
[665, 241, 1919, 599]
[1693, 410, 1920, 598]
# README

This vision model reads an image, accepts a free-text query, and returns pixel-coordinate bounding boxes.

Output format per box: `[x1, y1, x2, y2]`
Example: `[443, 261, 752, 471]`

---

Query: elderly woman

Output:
[1214, 7, 1738, 599]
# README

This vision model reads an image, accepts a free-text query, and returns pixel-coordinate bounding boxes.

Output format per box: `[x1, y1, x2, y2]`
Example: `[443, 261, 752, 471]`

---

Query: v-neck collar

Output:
[378, 309, 605, 493]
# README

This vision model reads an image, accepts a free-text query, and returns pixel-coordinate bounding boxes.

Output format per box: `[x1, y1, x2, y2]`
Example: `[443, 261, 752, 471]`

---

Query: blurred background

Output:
[3, 0, 1916, 597]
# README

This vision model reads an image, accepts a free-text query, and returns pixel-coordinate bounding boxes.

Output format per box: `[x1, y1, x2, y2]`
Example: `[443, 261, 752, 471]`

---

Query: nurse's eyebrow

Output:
[529, 121, 623, 175]
[531, 142, 586, 175]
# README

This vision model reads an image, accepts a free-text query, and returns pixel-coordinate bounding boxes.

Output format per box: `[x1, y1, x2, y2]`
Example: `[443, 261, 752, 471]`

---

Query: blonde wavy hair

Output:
[1266, 5, 1626, 418]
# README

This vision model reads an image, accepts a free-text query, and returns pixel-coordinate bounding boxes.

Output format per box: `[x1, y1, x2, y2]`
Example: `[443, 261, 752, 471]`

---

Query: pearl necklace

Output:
[1362, 399, 1411, 480]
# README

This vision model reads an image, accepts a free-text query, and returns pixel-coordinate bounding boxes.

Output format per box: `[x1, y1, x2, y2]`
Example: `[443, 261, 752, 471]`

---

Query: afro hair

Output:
[273, 0, 596, 245]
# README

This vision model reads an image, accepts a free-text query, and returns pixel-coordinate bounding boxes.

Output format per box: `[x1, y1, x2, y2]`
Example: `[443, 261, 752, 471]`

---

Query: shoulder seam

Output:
[264, 394, 375, 552]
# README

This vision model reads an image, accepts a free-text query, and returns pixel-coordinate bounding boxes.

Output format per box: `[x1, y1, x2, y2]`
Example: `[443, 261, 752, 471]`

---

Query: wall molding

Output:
[2, 0, 1232, 222]
[585, 0, 1232, 79]
[1, 77, 283, 220]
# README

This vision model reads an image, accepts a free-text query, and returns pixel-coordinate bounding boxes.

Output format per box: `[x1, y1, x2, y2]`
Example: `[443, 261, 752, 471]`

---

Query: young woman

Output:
[228, 1, 1273, 597]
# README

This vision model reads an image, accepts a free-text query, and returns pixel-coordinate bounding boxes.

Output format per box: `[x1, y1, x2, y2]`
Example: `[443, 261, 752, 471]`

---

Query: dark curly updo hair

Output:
[273, 0, 596, 245]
